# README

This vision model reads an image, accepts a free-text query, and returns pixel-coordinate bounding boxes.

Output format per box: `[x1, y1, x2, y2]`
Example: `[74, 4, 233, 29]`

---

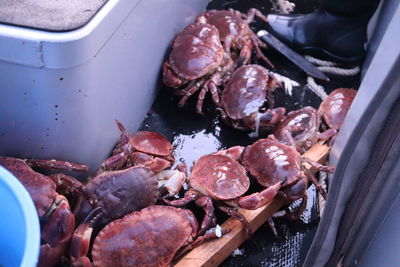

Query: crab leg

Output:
[279, 128, 304, 152]
[303, 168, 328, 199]
[165, 189, 199, 206]
[49, 173, 97, 206]
[246, 8, 269, 24]
[174, 227, 230, 261]
[40, 195, 76, 267]
[275, 193, 309, 221]
[100, 120, 132, 171]
[208, 81, 221, 106]
[238, 179, 285, 210]
[26, 159, 89, 172]
[196, 82, 211, 115]
[316, 128, 337, 142]
[218, 205, 252, 237]
[196, 55, 234, 114]
[238, 40, 253, 66]
[266, 217, 279, 237]
[218, 107, 248, 131]
[287, 195, 308, 220]
[115, 120, 131, 149]
[69, 207, 102, 266]
[178, 78, 207, 108]
[250, 34, 275, 69]
[302, 157, 335, 173]
[192, 227, 230, 247]
[195, 196, 217, 236]
[100, 147, 130, 171]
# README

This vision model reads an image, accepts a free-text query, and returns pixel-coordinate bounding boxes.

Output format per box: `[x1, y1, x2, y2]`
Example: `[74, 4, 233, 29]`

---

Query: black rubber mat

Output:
[139, 0, 360, 266]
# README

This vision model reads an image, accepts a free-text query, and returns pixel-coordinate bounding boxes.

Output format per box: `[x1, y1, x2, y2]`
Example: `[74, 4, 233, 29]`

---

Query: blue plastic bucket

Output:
[0, 166, 40, 267]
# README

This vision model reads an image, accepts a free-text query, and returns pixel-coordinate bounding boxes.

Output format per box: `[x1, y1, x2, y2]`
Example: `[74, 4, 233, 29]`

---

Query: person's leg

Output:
[266, 0, 382, 63]
[321, 0, 381, 17]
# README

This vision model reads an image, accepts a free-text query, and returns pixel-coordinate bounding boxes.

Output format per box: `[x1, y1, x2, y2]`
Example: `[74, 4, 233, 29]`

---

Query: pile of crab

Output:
[0, 7, 358, 267]
[0, 85, 356, 267]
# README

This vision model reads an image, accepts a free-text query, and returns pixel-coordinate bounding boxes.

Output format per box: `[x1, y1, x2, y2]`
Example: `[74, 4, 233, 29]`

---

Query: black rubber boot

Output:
[266, 10, 373, 64]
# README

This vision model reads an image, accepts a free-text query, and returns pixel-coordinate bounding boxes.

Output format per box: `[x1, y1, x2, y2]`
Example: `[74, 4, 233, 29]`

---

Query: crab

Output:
[274, 106, 337, 152]
[101, 120, 174, 173]
[318, 88, 357, 131]
[162, 20, 235, 114]
[237, 135, 334, 216]
[0, 156, 89, 267]
[70, 166, 159, 228]
[69, 206, 225, 266]
[65, 163, 187, 265]
[196, 8, 273, 67]
[166, 146, 252, 236]
[218, 64, 286, 133]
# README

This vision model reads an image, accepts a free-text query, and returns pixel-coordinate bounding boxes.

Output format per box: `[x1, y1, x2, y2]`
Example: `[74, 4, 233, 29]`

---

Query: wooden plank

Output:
[174, 143, 330, 267]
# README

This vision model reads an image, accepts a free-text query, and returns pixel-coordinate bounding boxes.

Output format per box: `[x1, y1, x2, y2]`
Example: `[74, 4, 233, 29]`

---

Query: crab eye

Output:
[258, 101, 269, 112]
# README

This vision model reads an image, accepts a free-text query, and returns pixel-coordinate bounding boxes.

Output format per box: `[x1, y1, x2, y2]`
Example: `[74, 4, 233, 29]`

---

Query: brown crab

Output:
[319, 88, 357, 131]
[70, 166, 159, 227]
[101, 120, 174, 173]
[219, 64, 286, 132]
[0, 156, 88, 267]
[69, 206, 224, 266]
[162, 20, 235, 114]
[197, 8, 273, 67]
[237, 135, 334, 216]
[166, 146, 252, 235]
[274, 106, 337, 152]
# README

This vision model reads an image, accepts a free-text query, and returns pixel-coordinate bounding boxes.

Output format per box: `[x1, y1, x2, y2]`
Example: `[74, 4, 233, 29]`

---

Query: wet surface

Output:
[139, 0, 360, 266]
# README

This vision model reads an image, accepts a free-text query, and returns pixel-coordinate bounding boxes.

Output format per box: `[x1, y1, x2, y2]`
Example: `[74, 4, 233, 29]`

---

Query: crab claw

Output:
[162, 61, 183, 88]
[39, 195, 75, 267]
[213, 146, 245, 161]
[238, 180, 284, 210]
[69, 207, 102, 266]
[259, 107, 286, 127]
[156, 169, 187, 197]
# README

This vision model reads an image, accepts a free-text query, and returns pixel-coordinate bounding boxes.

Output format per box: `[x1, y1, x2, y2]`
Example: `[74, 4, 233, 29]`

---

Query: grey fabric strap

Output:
[0, 0, 108, 31]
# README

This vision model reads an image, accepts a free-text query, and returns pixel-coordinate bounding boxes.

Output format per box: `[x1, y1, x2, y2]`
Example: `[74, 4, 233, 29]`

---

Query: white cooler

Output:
[0, 0, 208, 174]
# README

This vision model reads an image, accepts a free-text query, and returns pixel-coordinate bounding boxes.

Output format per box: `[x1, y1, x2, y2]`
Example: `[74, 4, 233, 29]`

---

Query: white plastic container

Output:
[0, 0, 208, 174]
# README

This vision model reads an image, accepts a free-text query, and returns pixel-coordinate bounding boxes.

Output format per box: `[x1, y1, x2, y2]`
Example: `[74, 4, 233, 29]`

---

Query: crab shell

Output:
[75, 166, 158, 226]
[129, 131, 172, 156]
[274, 106, 320, 149]
[189, 154, 250, 200]
[242, 136, 301, 187]
[0, 156, 56, 217]
[221, 65, 275, 121]
[113, 130, 174, 173]
[200, 9, 249, 45]
[91, 206, 198, 267]
[165, 22, 224, 86]
[318, 88, 357, 130]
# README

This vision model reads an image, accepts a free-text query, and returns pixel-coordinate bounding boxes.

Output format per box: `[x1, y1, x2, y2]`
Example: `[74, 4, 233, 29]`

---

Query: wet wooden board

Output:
[174, 142, 330, 267]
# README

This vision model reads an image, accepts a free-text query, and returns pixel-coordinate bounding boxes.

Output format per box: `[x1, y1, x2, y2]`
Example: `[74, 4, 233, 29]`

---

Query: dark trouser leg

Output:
[321, 0, 381, 17]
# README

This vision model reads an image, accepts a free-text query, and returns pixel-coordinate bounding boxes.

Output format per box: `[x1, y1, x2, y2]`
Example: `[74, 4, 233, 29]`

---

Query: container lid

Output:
[0, 0, 108, 32]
